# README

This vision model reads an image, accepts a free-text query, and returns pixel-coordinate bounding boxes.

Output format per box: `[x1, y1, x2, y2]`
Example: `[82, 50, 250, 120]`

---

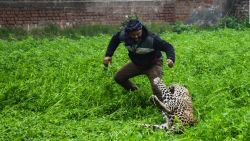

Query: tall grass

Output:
[0, 28, 249, 140]
[1, 16, 249, 40]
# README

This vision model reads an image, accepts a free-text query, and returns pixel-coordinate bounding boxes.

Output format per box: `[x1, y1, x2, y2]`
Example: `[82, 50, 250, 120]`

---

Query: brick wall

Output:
[0, 0, 248, 28]
[0, 0, 175, 29]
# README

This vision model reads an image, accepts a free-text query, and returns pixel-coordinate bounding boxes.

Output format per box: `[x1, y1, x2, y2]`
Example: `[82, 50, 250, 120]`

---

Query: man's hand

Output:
[167, 59, 174, 68]
[103, 56, 112, 67]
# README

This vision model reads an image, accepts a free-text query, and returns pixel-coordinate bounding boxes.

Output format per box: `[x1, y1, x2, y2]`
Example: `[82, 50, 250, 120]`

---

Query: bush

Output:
[218, 16, 250, 29]
[0, 16, 249, 40]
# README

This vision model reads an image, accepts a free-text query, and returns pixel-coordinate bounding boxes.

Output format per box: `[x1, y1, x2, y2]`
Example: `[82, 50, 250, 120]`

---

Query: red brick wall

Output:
[0, 0, 175, 28]
[0, 0, 248, 28]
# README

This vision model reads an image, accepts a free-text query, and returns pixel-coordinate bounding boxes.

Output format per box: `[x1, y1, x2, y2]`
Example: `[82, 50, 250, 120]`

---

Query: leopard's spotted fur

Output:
[143, 77, 195, 132]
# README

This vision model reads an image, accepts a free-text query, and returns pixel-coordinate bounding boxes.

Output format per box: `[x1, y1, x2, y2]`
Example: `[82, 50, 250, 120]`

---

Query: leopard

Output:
[143, 77, 195, 133]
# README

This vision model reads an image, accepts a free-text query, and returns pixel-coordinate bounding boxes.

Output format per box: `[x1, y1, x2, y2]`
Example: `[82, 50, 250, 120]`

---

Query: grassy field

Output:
[0, 28, 249, 140]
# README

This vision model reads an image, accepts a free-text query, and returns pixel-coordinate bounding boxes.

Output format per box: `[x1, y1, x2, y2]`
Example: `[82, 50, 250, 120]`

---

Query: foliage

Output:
[0, 24, 120, 40]
[170, 21, 198, 34]
[145, 23, 172, 34]
[0, 28, 250, 140]
[1, 16, 249, 40]
[218, 16, 250, 30]
[0, 27, 28, 40]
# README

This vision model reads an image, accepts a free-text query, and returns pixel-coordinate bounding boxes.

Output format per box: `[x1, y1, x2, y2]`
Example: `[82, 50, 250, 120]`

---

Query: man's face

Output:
[128, 29, 142, 42]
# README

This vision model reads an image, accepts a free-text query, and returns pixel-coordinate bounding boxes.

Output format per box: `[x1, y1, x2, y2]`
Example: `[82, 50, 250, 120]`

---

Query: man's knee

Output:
[114, 73, 124, 83]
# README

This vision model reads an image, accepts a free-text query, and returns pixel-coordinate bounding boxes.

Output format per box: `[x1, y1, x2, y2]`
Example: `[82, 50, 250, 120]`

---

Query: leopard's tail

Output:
[142, 123, 184, 133]
[142, 123, 168, 130]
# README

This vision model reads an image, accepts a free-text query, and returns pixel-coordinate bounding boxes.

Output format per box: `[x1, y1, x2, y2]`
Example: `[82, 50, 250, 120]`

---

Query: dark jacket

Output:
[105, 26, 175, 67]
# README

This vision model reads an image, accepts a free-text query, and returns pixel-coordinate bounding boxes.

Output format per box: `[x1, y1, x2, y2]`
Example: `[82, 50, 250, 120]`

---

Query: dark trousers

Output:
[114, 60, 163, 101]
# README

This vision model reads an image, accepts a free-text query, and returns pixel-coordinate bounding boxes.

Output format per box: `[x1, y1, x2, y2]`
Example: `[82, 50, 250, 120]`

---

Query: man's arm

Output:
[104, 32, 121, 66]
[153, 35, 175, 67]
[105, 32, 121, 57]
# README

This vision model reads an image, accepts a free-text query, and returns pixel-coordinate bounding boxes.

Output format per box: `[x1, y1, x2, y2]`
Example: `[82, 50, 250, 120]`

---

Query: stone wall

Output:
[233, 0, 249, 19]
[0, 0, 248, 28]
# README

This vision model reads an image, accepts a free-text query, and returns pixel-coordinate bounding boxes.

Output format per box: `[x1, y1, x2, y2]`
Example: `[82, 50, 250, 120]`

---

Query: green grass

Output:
[0, 28, 250, 140]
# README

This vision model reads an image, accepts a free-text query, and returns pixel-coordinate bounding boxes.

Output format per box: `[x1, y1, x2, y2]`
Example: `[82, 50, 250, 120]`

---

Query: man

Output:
[103, 19, 175, 101]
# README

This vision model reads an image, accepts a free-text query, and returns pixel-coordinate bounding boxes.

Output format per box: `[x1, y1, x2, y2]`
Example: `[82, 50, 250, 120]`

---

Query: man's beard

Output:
[133, 38, 141, 43]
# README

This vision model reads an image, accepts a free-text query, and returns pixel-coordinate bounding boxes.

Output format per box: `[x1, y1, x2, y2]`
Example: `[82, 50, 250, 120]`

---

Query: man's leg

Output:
[114, 62, 143, 91]
[144, 60, 163, 101]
